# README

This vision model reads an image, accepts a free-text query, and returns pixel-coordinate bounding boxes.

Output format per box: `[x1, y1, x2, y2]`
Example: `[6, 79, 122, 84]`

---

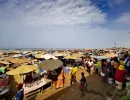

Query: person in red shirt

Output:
[115, 65, 127, 89]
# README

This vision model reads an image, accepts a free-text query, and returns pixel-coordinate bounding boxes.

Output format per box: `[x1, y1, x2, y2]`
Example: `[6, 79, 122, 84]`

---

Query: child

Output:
[70, 73, 77, 87]
[79, 72, 88, 96]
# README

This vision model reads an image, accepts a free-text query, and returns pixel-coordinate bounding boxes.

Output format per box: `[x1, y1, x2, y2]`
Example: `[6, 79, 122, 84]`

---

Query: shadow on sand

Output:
[43, 74, 114, 100]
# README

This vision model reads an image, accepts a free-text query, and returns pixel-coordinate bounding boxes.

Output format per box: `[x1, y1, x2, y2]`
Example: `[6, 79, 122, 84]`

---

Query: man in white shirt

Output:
[88, 60, 94, 67]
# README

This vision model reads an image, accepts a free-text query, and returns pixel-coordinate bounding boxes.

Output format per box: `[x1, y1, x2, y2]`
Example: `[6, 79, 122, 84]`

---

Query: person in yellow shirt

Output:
[96, 59, 101, 75]
[71, 67, 77, 74]
[120, 59, 124, 66]
[70, 66, 77, 87]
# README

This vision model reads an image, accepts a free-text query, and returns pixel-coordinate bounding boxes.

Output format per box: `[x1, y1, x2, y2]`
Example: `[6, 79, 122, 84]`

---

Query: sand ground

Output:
[10, 68, 126, 100]
[35, 69, 115, 100]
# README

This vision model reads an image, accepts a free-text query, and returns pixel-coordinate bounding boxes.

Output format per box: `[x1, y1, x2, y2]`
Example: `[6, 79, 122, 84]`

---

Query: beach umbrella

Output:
[64, 53, 82, 60]
[0, 61, 10, 65]
[104, 53, 117, 58]
[6, 65, 37, 75]
[90, 55, 96, 58]
[22, 51, 30, 54]
[32, 51, 38, 55]
[26, 52, 32, 56]
[22, 58, 30, 63]
[42, 54, 58, 60]
[35, 54, 44, 59]
[54, 53, 67, 57]
[7, 58, 25, 64]
[72, 53, 85, 58]
[12, 54, 23, 58]
[39, 60, 63, 71]
[0, 52, 3, 56]
[64, 53, 71, 59]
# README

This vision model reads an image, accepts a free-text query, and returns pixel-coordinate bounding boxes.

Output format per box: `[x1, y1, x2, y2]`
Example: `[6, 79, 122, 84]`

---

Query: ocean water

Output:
[0, 48, 33, 53]
[0, 48, 86, 53]
[0, 48, 67, 53]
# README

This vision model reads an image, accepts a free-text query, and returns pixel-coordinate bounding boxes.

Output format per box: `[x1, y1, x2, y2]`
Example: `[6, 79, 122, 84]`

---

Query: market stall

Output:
[6, 65, 52, 99]
[0, 85, 10, 100]
[39, 59, 63, 88]
[0, 67, 10, 100]
[0, 60, 10, 67]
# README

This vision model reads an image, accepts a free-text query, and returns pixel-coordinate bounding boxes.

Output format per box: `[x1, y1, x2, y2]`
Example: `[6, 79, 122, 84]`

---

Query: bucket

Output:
[115, 81, 123, 89]
[126, 82, 130, 87]
[116, 84, 122, 89]
[100, 72, 105, 76]
[108, 78, 113, 85]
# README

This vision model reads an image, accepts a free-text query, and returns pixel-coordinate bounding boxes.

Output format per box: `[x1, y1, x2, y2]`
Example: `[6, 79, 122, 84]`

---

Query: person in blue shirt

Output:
[15, 83, 24, 100]
[63, 66, 69, 74]
[125, 54, 130, 76]
[39, 68, 44, 76]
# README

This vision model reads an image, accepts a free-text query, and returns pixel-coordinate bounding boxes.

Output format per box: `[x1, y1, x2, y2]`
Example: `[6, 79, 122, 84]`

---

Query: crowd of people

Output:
[83, 53, 130, 91]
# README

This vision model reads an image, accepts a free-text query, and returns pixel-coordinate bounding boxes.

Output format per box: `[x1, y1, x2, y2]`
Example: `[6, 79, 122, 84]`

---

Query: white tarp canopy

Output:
[42, 54, 58, 60]
[35, 54, 44, 59]
[54, 53, 67, 57]
[0, 52, 3, 56]
[95, 56, 108, 59]
[22, 51, 30, 54]
[12, 54, 23, 58]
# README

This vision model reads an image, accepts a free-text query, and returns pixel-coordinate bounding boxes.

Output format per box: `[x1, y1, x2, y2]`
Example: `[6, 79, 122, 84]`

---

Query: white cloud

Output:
[116, 13, 130, 24]
[0, 0, 106, 26]
[1, 0, 130, 48]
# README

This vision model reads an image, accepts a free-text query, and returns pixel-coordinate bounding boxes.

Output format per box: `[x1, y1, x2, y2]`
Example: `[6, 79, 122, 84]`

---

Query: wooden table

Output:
[0, 85, 10, 100]
[24, 78, 52, 100]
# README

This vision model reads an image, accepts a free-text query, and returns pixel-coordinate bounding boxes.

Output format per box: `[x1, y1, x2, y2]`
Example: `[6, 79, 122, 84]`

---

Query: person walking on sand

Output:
[70, 66, 77, 87]
[85, 61, 91, 75]
[100, 59, 107, 82]
[125, 54, 130, 76]
[56, 69, 64, 89]
[79, 72, 88, 96]
[96, 59, 102, 75]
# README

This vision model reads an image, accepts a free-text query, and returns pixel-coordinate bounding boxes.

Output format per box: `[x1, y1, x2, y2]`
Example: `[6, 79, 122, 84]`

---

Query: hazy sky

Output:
[0, 0, 130, 48]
